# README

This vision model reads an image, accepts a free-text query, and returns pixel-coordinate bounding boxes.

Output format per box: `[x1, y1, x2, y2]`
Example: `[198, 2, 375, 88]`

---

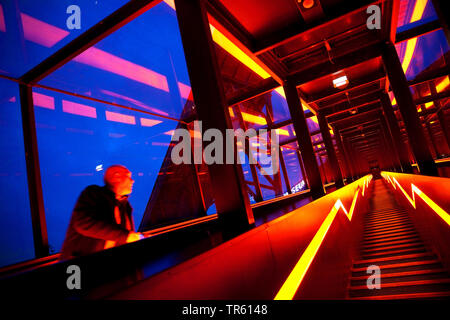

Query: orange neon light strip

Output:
[436, 76, 449, 93]
[381, 173, 450, 226]
[274, 176, 371, 300]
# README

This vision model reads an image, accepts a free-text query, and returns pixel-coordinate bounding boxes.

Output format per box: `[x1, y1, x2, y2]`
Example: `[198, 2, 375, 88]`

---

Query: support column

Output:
[420, 106, 439, 158]
[317, 154, 327, 184]
[174, 0, 253, 234]
[380, 92, 413, 173]
[437, 110, 450, 152]
[318, 114, 344, 188]
[379, 114, 402, 171]
[19, 84, 49, 258]
[343, 137, 360, 179]
[429, 83, 450, 152]
[283, 80, 325, 198]
[382, 42, 437, 176]
[234, 105, 263, 202]
[279, 148, 292, 194]
[379, 126, 396, 170]
[335, 129, 353, 182]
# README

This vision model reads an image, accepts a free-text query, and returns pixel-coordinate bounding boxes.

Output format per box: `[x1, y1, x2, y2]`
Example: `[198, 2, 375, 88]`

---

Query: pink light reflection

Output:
[178, 82, 193, 101]
[74, 48, 169, 92]
[100, 89, 170, 116]
[140, 117, 162, 127]
[21, 13, 69, 47]
[62, 100, 97, 118]
[33, 92, 55, 110]
[0, 5, 6, 32]
[105, 110, 136, 125]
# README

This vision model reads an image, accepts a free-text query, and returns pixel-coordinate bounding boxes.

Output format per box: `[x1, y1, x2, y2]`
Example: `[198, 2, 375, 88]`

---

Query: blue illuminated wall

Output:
[0, 78, 34, 267]
[31, 2, 196, 253]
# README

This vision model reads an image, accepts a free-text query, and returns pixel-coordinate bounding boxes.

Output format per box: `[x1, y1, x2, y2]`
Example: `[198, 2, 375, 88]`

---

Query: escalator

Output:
[348, 179, 450, 299]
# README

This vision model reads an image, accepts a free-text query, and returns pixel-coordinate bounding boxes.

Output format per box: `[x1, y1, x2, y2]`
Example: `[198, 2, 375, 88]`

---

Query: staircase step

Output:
[365, 216, 409, 224]
[354, 252, 435, 266]
[364, 223, 413, 232]
[361, 247, 427, 260]
[369, 208, 407, 214]
[362, 235, 420, 247]
[350, 269, 450, 286]
[349, 279, 450, 298]
[364, 221, 413, 231]
[353, 253, 436, 269]
[349, 278, 450, 291]
[366, 211, 408, 218]
[364, 218, 412, 229]
[364, 218, 411, 229]
[363, 230, 417, 242]
[364, 226, 415, 236]
[350, 291, 450, 300]
[363, 231, 416, 241]
[362, 238, 422, 250]
[362, 242, 425, 254]
[351, 260, 442, 277]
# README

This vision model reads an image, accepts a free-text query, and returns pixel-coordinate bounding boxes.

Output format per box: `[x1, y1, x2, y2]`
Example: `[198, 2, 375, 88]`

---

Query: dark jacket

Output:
[60, 185, 134, 261]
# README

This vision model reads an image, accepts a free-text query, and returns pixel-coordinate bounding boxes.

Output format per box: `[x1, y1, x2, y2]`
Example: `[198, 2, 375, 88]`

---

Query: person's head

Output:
[104, 165, 134, 197]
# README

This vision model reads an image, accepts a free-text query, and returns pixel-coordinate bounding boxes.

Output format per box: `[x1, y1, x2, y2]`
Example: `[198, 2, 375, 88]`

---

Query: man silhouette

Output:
[60, 165, 143, 260]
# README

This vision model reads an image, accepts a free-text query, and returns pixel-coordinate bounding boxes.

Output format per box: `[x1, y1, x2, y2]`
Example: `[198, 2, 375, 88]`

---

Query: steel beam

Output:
[19, 84, 49, 258]
[317, 113, 344, 188]
[382, 42, 438, 176]
[175, 0, 254, 235]
[283, 81, 325, 198]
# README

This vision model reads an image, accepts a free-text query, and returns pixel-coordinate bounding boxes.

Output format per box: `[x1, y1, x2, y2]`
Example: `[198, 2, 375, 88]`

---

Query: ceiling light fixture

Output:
[333, 75, 349, 89]
[298, 0, 315, 9]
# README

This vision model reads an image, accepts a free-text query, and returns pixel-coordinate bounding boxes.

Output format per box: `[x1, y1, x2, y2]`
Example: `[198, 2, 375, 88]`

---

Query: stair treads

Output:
[350, 269, 450, 286]
[361, 247, 427, 260]
[362, 235, 421, 247]
[349, 280, 450, 298]
[352, 253, 436, 268]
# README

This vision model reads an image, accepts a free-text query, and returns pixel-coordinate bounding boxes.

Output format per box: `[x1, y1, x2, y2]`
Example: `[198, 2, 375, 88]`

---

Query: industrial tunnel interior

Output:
[1, 0, 450, 300]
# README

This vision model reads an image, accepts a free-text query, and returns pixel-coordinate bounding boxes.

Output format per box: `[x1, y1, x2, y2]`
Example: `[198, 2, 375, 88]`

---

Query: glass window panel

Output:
[410, 81, 432, 100]
[0, 78, 34, 267]
[236, 100, 268, 131]
[314, 143, 325, 152]
[396, 0, 437, 32]
[270, 88, 291, 123]
[434, 75, 450, 94]
[306, 116, 320, 132]
[240, 153, 258, 204]
[311, 133, 323, 144]
[248, 133, 287, 201]
[0, 0, 127, 77]
[39, 2, 193, 121]
[277, 123, 295, 144]
[395, 29, 449, 81]
[33, 86, 205, 252]
[257, 167, 287, 201]
[281, 146, 306, 194]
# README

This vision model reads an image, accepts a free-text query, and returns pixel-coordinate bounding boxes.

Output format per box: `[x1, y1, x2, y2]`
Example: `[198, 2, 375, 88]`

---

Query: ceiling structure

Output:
[205, 0, 448, 172]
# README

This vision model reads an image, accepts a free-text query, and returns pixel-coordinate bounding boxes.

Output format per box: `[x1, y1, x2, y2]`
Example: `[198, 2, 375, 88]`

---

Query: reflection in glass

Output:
[0, 78, 34, 266]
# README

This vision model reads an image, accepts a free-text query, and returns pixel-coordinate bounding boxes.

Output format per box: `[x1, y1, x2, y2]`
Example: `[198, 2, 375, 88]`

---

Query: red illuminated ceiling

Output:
[206, 0, 401, 171]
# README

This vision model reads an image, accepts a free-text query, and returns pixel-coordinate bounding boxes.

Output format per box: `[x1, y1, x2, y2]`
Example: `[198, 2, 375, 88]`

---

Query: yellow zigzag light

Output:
[382, 173, 450, 226]
[274, 176, 371, 300]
